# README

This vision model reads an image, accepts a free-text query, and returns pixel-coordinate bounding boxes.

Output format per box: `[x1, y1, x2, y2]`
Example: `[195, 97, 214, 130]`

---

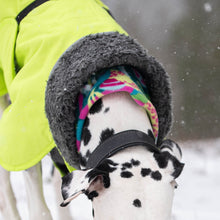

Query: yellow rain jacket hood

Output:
[0, 0, 172, 171]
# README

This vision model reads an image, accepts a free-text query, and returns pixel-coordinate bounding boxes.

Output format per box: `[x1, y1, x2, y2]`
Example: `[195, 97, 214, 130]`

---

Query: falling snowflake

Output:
[180, 120, 185, 126]
[204, 2, 212, 12]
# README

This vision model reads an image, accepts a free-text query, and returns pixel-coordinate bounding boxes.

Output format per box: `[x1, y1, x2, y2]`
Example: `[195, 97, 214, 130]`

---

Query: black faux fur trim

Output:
[45, 32, 172, 168]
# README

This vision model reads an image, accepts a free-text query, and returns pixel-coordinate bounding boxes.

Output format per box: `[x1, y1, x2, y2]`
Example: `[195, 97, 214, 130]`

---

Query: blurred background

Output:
[104, 0, 220, 142]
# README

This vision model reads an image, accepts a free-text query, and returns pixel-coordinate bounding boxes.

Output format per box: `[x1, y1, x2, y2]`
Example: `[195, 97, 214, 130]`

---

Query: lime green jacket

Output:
[0, 0, 172, 171]
[0, 0, 127, 171]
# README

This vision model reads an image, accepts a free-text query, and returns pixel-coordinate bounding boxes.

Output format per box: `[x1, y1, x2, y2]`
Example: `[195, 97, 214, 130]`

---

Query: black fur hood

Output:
[45, 32, 172, 169]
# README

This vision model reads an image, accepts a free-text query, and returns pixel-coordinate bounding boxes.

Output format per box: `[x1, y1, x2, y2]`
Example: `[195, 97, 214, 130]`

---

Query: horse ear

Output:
[160, 139, 182, 161]
[60, 169, 107, 207]
[161, 139, 184, 179]
[155, 139, 184, 179]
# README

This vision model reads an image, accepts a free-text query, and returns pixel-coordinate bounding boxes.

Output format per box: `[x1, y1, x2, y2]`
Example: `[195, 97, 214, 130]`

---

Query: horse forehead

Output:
[108, 155, 164, 185]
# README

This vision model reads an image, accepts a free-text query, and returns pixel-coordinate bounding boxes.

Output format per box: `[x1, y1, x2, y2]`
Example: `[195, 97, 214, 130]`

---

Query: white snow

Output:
[172, 138, 220, 220]
[1, 138, 220, 220]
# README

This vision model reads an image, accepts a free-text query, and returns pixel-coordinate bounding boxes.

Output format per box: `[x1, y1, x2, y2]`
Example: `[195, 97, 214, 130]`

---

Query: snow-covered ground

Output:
[1, 138, 220, 220]
[172, 138, 220, 220]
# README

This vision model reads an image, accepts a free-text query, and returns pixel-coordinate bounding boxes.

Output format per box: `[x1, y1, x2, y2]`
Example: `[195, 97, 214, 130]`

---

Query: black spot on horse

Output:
[122, 162, 132, 169]
[121, 171, 133, 178]
[141, 168, 151, 177]
[133, 199, 142, 208]
[86, 190, 99, 201]
[153, 152, 170, 169]
[82, 128, 91, 146]
[79, 153, 87, 167]
[96, 159, 118, 173]
[84, 116, 90, 128]
[102, 175, 111, 188]
[89, 99, 103, 114]
[99, 128, 115, 144]
[92, 208, 95, 217]
[151, 171, 162, 181]
[82, 117, 91, 146]
[104, 107, 110, 113]
[131, 159, 140, 166]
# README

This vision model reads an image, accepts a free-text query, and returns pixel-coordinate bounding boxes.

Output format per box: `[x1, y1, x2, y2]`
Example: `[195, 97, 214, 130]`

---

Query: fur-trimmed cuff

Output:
[45, 32, 172, 168]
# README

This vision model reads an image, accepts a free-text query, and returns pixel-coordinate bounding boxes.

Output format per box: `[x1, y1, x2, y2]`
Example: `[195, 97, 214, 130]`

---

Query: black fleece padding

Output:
[45, 32, 172, 168]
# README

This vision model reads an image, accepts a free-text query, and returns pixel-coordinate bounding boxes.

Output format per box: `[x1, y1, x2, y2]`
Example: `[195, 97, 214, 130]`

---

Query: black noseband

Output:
[86, 130, 160, 169]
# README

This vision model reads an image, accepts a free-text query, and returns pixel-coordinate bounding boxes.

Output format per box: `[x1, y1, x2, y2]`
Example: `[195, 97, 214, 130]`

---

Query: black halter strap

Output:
[16, 0, 49, 25]
[86, 130, 160, 169]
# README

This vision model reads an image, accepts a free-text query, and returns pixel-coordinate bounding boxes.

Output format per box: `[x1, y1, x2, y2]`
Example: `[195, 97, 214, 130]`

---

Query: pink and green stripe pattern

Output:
[76, 66, 159, 150]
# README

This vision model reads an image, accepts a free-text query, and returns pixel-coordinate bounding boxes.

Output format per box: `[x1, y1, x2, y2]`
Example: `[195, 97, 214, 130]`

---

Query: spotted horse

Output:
[58, 67, 184, 220]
